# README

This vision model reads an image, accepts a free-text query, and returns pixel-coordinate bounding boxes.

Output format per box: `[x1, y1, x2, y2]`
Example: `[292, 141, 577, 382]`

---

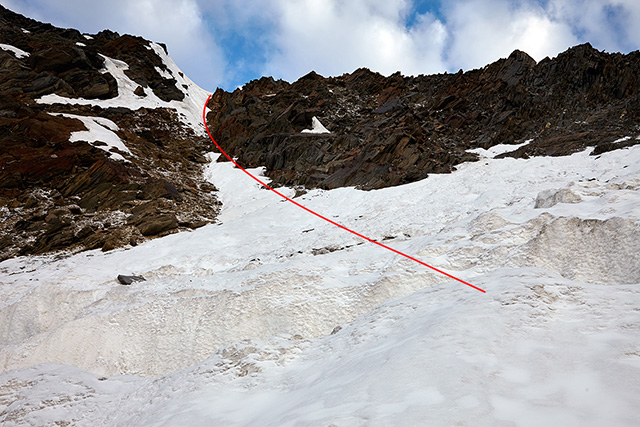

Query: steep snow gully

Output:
[1, 118, 640, 423]
[202, 94, 485, 293]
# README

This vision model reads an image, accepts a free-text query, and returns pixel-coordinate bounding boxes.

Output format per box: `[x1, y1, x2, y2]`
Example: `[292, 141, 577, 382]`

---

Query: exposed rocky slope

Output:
[3, 4, 640, 261]
[0, 6, 220, 261]
[206, 45, 640, 189]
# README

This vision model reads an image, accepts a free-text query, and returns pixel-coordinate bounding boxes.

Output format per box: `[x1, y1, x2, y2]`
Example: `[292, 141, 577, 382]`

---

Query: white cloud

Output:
[197, 0, 278, 29]
[442, 0, 579, 70]
[263, 0, 448, 81]
[616, 0, 640, 48]
[547, 0, 640, 51]
[263, 0, 638, 82]
[117, 0, 225, 90]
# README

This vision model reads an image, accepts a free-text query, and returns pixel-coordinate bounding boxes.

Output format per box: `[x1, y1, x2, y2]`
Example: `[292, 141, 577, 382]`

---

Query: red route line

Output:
[202, 94, 486, 293]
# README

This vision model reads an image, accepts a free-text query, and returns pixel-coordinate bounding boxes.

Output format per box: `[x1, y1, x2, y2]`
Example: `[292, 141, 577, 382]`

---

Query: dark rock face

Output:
[207, 45, 640, 190]
[0, 6, 220, 261]
[0, 6, 182, 101]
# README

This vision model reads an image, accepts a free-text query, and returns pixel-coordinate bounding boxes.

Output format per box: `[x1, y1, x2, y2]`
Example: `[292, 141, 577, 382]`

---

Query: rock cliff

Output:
[206, 45, 640, 189]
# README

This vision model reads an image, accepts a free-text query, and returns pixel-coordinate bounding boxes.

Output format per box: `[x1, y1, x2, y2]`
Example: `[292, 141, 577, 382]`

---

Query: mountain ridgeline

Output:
[207, 45, 640, 189]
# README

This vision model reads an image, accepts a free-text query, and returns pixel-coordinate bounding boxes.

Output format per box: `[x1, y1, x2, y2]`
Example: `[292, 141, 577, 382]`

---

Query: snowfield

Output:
[0, 143, 639, 426]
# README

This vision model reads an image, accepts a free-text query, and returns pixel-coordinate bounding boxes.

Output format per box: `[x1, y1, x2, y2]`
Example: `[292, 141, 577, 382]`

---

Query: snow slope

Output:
[1, 143, 639, 425]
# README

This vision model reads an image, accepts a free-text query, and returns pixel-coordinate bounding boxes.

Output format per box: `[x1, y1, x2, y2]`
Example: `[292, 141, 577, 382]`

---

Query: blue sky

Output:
[1, 0, 639, 91]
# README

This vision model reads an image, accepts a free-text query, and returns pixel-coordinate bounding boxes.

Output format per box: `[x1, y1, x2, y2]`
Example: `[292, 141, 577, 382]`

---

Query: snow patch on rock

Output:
[154, 65, 173, 80]
[36, 48, 209, 136]
[0, 43, 29, 59]
[467, 139, 531, 158]
[54, 113, 130, 161]
[301, 116, 330, 134]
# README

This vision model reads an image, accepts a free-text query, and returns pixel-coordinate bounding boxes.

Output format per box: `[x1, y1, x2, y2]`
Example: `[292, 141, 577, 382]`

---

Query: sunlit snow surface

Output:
[1, 145, 640, 426]
[467, 139, 531, 158]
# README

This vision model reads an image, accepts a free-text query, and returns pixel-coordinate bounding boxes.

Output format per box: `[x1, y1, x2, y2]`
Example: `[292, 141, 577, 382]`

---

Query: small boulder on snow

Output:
[301, 117, 330, 134]
[117, 275, 146, 285]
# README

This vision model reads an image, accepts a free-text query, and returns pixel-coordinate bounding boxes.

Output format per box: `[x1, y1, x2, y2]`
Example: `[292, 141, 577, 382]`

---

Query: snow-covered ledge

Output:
[301, 116, 330, 134]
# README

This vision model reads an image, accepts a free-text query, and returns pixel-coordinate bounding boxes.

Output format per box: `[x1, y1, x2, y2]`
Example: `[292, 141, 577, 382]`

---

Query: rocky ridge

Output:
[206, 45, 640, 189]
[0, 6, 219, 261]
